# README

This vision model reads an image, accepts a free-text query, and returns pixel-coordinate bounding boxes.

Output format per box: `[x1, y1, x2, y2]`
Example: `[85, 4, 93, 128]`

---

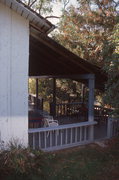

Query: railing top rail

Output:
[55, 102, 112, 110]
[56, 102, 84, 106]
[28, 121, 97, 133]
[94, 105, 113, 111]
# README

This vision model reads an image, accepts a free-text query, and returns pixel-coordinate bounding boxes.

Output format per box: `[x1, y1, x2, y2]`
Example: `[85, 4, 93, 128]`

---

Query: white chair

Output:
[43, 118, 59, 127]
[43, 117, 59, 137]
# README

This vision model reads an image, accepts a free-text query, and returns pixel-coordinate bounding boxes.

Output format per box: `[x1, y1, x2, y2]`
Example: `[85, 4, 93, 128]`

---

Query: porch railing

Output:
[50, 102, 112, 122]
[55, 102, 85, 117]
[107, 117, 119, 138]
[28, 121, 97, 151]
[94, 105, 112, 123]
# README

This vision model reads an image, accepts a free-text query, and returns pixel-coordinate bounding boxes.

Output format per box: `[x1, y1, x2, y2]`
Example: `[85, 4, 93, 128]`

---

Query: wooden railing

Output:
[55, 102, 85, 117]
[94, 105, 112, 123]
[29, 103, 112, 129]
[107, 117, 119, 138]
[28, 121, 97, 151]
[50, 102, 88, 121]
[50, 102, 112, 122]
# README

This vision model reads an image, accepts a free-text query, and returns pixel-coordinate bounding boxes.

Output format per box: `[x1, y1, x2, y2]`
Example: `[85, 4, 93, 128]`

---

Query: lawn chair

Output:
[43, 116, 59, 137]
[43, 117, 59, 127]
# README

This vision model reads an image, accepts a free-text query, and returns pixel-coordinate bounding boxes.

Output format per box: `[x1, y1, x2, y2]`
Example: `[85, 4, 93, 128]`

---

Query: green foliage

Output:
[53, 0, 119, 113]
[20, 0, 61, 16]
[0, 145, 47, 180]
[103, 24, 119, 114]
[54, 0, 118, 67]
[29, 78, 83, 104]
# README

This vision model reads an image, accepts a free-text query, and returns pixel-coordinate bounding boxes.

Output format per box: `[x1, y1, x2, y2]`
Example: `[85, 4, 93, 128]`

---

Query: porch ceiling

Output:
[29, 27, 107, 91]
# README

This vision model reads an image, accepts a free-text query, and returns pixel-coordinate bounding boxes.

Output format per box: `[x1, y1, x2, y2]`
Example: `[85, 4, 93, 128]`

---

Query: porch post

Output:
[36, 78, 39, 109]
[81, 84, 85, 103]
[52, 78, 56, 117]
[88, 75, 95, 141]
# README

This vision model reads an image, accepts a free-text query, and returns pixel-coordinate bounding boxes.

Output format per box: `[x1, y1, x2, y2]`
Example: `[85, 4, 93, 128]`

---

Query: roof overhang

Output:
[29, 27, 107, 91]
[0, 0, 55, 34]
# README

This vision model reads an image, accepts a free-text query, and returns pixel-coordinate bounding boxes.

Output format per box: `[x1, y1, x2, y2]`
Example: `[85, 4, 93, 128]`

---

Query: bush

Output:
[0, 144, 47, 180]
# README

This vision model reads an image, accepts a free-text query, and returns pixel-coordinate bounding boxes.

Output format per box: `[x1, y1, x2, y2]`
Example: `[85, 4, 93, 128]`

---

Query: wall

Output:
[0, 3, 29, 147]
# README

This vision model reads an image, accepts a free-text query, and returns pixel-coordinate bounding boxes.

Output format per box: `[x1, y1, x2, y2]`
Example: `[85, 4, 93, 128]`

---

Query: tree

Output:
[103, 23, 119, 114]
[19, 0, 69, 18]
[54, 0, 119, 67]
[29, 78, 83, 112]
[21, 0, 54, 16]
[53, 0, 119, 112]
[29, 78, 83, 103]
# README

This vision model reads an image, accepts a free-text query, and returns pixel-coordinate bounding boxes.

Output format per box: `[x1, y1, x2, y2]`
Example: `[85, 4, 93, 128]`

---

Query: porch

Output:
[28, 27, 110, 151]
[28, 99, 111, 151]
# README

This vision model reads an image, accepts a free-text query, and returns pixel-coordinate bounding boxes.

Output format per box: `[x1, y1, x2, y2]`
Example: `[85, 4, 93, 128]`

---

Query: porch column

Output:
[88, 75, 95, 141]
[81, 84, 85, 103]
[52, 78, 56, 117]
[36, 78, 39, 109]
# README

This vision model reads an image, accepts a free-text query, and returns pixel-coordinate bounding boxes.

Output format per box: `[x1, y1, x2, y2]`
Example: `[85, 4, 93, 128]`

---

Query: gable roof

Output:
[0, 0, 55, 34]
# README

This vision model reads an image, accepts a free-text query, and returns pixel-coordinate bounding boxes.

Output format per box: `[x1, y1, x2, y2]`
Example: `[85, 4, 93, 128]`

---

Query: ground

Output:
[45, 138, 119, 180]
[0, 137, 119, 180]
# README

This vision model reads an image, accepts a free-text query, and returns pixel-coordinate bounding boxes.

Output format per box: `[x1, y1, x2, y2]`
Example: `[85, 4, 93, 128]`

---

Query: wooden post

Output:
[81, 84, 85, 103]
[107, 117, 113, 138]
[88, 75, 95, 141]
[52, 78, 56, 117]
[36, 78, 39, 109]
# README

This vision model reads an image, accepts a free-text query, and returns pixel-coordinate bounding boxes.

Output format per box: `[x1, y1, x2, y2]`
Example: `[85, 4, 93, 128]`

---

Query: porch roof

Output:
[29, 27, 107, 91]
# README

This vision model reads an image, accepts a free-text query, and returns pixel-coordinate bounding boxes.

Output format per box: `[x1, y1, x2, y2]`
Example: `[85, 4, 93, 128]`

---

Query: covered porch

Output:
[28, 26, 109, 151]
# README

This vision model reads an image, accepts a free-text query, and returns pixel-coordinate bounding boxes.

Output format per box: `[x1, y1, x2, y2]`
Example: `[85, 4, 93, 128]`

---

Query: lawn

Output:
[45, 138, 119, 180]
[0, 138, 119, 180]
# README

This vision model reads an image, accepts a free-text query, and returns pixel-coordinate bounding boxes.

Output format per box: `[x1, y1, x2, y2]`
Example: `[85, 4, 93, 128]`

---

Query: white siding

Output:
[0, 3, 29, 147]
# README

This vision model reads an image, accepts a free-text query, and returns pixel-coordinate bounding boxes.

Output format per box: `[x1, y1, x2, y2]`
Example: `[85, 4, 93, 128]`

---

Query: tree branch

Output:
[45, 16, 61, 19]
[29, 0, 37, 7]
[28, 0, 31, 6]
[63, 0, 70, 10]
[38, 0, 44, 14]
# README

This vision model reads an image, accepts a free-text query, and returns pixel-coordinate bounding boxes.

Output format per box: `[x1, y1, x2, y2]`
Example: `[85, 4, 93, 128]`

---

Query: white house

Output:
[0, 0, 116, 151]
[0, 0, 54, 147]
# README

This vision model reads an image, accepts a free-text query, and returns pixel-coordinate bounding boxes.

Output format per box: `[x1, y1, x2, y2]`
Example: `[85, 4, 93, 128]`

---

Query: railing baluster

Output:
[84, 126, 87, 141]
[44, 131, 47, 149]
[39, 132, 41, 149]
[61, 130, 63, 146]
[50, 131, 52, 147]
[71, 128, 73, 143]
[75, 127, 77, 143]
[65, 128, 67, 144]
[80, 127, 82, 142]
[33, 133, 35, 149]
[55, 129, 58, 146]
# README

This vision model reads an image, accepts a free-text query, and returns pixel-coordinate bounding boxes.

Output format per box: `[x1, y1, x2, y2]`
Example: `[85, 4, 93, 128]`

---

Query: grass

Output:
[0, 138, 119, 180]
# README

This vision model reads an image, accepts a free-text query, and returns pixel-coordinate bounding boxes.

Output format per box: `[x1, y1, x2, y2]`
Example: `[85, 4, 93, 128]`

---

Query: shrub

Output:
[0, 144, 47, 180]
